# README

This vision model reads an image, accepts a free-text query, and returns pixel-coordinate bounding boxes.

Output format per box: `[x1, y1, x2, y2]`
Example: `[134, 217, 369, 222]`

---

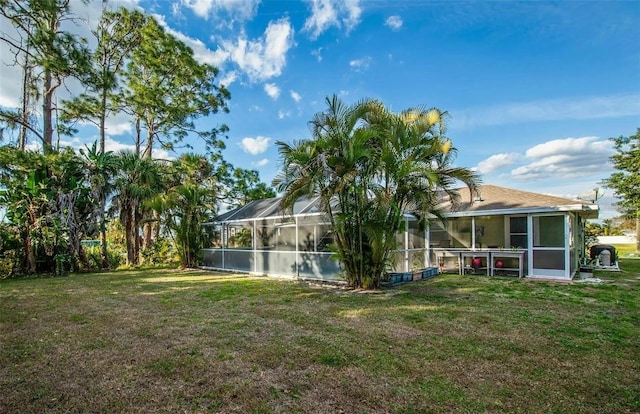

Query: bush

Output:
[141, 238, 179, 266]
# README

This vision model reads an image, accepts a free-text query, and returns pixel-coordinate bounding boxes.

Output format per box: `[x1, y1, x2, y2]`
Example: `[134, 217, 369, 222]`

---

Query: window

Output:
[408, 220, 425, 249]
[533, 215, 564, 247]
[509, 216, 527, 248]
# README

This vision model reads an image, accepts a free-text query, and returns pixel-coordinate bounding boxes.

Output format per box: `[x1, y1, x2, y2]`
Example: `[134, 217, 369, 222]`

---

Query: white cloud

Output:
[219, 71, 238, 87]
[303, 0, 337, 39]
[475, 153, 521, 174]
[510, 136, 614, 181]
[223, 17, 295, 81]
[154, 13, 295, 85]
[241, 136, 270, 155]
[253, 158, 269, 167]
[303, 0, 362, 39]
[385, 15, 403, 30]
[0, 6, 291, 110]
[104, 136, 138, 153]
[290, 90, 302, 102]
[278, 110, 291, 119]
[181, 0, 260, 22]
[22, 134, 172, 160]
[525, 136, 604, 158]
[182, 0, 213, 18]
[104, 113, 133, 136]
[454, 94, 640, 130]
[172, 2, 182, 17]
[104, 137, 174, 160]
[343, 0, 362, 30]
[311, 47, 323, 62]
[153, 14, 229, 66]
[349, 56, 371, 71]
[264, 83, 280, 99]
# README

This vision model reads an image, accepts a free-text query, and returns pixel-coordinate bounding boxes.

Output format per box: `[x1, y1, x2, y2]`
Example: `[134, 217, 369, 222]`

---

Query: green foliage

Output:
[274, 96, 479, 289]
[0, 146, 96, 275]
[0, 223, 20, 277]
[228, 228, 252, 248]
[61, 8, 147, 153]
[584, 221, 602, 247]
[120, 15, 230, 158]
[0, 0, 91, 152]
[140, 238, 179, 266]
[602, 128, 640, 250]
[227, 168, 276, 208]
[111, 151, 164, 266]
[152, 154, 219, 268]
[0, 3, 282, 275]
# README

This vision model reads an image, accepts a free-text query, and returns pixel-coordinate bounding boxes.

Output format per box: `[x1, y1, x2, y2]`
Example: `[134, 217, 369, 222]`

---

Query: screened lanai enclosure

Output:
[201, 196, 431, 282]
[201, 185, 600, 282]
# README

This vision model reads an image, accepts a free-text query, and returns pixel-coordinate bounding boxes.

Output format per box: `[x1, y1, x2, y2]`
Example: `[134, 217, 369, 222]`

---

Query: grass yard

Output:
[1, 261, 639, 413]
[614, 244, 640, 257]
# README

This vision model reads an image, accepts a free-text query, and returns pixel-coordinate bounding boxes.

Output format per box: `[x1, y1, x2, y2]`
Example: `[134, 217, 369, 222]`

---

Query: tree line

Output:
[0, 1, 274, 276]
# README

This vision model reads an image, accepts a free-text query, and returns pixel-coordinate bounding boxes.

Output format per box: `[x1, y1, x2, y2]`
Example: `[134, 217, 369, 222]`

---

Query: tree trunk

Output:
[143, 221, 152, 254]
[100, 225, 109, 269]
[154, 211, 161, 240]
[24, 231, 36, 274]
[636, 211, 640, 252]
[19, 49, 31, 150]
[123, 206, 136, 266]
[133, 205, 141, 265]
[100, 197, 109, 269]
[100, 91, 107, 154]
[143, 126, 153, 159]
[135, 118, 141, 156]
[127, 221, 135, 266]
[42, 70, 53, 153]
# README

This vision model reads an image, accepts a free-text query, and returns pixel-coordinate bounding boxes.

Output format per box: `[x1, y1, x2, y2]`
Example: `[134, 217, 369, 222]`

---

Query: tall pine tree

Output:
[0, 0, 90, 153]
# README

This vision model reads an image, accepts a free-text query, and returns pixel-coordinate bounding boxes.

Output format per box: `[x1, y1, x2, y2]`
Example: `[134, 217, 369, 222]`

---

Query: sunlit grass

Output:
[1, 264, 638, 413]
[614, 243, 640, 257]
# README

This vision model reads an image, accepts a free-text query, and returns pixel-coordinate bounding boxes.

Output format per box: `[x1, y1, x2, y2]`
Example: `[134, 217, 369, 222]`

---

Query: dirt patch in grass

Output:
[1, 267, 639, 413]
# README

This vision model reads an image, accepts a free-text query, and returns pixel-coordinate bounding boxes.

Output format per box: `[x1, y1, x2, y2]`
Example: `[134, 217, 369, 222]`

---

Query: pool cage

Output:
[201, 196, 430, 283]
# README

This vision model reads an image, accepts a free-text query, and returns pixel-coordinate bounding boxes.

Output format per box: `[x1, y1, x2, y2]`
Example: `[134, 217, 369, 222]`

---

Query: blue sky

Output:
[1, 0, 639, 218]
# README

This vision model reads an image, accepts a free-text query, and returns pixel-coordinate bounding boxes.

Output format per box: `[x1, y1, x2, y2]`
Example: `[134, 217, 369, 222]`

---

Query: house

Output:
[201, 185, 598, 282]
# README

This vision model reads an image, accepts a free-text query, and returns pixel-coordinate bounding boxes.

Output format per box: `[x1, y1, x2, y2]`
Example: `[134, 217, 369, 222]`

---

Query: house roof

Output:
[439, 185, 598, 218]
[209, 184, 599, 224]
[212, 196, 322, 223]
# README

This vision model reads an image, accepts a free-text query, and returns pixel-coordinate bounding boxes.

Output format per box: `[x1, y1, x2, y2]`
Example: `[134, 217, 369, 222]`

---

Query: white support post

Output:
[426, 224, 431, 267]
[253, 219, 257, 274]
[527, 215, 533, 277]
[221, 224, 225, 270]
[313, 224, 317, 252]
[471, 216, 476, 249]
[564, 213, 570, 279]
[295, 216, 299, 278]
[405, 217, 409, 272]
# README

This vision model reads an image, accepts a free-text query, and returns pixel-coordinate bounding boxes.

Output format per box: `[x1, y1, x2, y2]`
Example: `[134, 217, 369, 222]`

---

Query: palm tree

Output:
[274, 95, 479, 289]
[111, 151, 163, 265]
[365, 106, 479, 286]
[274, 95, 381, 287]
[151, 153, 218, 268]
[80, 142, 117, 268]
[164, 184, 215, 267]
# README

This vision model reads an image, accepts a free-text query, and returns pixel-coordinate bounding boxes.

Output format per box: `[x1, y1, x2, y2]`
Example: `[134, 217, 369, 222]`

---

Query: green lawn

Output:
[614, 244, 640, 257]
[1, 261, 639, 413]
